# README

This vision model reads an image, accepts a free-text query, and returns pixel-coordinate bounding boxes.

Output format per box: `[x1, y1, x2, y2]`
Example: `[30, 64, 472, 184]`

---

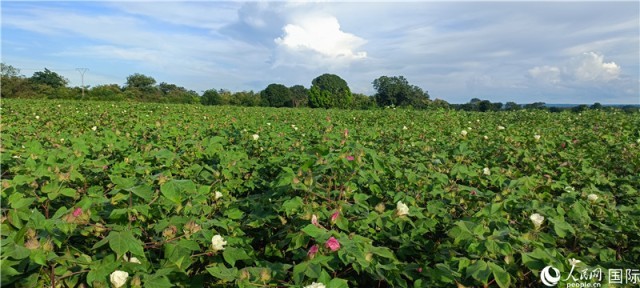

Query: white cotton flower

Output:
[498, 126, 505, 130]
[530, 213, 545, 229]
[403, 126, 408, 130]
[267, 123, 271, 126]
[564, 186, 575, 193]
[483, 167, 491, 176]
[92, 126, 97, 131]
[587, 194, 599, 202]
[461, 130, 468, 136]
[124, 255, 141, 264]
[304, 282, 326, 288]
[57, 104, 61, 108]
[109, 270, 129, 288]
[483, 135, 489, 140]
[396, 201, 409, 216]
[568, 258, 581, 266]
[252, 134, 259, 141]
[35, 115, 40, 120]
[60, 138, 65, 142]
[534, 134, 541, 141]
[214, 191, 223, 200]
[211, 235, 227, 251]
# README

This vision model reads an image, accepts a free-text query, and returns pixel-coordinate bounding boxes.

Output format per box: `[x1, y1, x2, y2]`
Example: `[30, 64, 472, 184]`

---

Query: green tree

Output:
[201, 89, 223, 106]
[352, 93, 376, 109]
[289, 85, 309, 107]
[1, 63, 27, 98]
[30, 68, 68, 89]
[504, 102, 521, 111]
[372, 76, 429, 108]
[125, 73, 156, 92]
[261, 83, 292, 107]
[89, 84, 123, 101]
[309, 74, 352, 109]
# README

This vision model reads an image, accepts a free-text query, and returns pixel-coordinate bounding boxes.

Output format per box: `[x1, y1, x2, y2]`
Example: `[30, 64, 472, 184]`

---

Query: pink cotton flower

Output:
[73, 208, 82, 217]
[325, 237, 340, 251]
[307, 245, 319, 258]
[330, 211, 340, 223]
[346, 155, 354, 161]
[344, 129, 349, 137]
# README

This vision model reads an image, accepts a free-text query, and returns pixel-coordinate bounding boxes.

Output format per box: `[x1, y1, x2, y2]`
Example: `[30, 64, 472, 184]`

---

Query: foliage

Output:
[201, 89, 223, 106]
[261, 83, 293, 108]
[290, 85, 309, 108]
[124, 73, 157, 93]
[309, 74, 353, 109]
[2, 99, 639, 287]
[30, 68, 69, 89]
[372, 76, 430, 108]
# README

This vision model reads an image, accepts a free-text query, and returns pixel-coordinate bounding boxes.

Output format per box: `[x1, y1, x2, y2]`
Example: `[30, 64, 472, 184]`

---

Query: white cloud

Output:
[570, 52, 620, 82]
[274, 15, 367, 64]
[528, 65, 562, 84]
[529, 52, 621, 84]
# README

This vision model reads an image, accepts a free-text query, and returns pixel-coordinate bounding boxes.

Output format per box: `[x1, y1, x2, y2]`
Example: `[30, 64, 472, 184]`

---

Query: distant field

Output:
[2, 99, 639, 287]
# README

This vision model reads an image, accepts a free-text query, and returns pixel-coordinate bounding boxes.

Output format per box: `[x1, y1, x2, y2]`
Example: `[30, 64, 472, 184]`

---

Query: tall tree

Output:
[30, 68, 68, 88]
[289, 85, 308, 107]
[261, 83, 292, 107]
[309, 74, 352, 109]
[125, 73, 156, 92]
[372, 76, 429, 108]
[1, 63, 27, 98]
[201, 89, 223, 106]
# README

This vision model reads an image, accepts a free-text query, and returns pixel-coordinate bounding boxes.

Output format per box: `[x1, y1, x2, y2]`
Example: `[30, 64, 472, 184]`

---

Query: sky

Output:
[1, 1, 639, 104]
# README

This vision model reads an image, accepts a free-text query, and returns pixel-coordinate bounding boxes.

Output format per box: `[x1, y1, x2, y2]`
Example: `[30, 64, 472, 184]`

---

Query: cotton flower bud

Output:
[374, 203, 386, 213]
[396, 201, 409, 216]
[530, 213, 544, 229]
[109, 270, 129, 288]
[211, 235, 227, 252]
[260, 268, 271, 282]
[568, 258, 581, 266]
[162, 225, 177, 239]
[365, 252, 373, 262]
[183, 221, 201, 236]
[42, 239, 54, 252]
[25, 238, 40, 250]
[130, 275, 142, 288]
[483, 167, 491, 176]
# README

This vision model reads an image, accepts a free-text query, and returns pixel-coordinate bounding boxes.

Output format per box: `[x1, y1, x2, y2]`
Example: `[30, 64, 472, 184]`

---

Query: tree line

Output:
[2, 63, 636, 113]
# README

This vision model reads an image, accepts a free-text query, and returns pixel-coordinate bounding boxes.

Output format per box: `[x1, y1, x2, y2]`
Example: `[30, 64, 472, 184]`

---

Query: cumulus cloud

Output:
[571, 52, 620, 81]
[529, 52, 621, 84]
[528, 65, 562, 84]
[274, 15, 367, 64]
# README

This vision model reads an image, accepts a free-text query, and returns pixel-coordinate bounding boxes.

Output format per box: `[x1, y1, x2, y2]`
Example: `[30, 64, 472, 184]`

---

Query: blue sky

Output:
[2, 1, 639, 104]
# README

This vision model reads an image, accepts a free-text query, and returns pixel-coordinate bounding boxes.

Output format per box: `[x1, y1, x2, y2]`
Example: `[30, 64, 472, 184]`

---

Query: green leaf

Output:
[143, 274, 173, 288]
[466, 259, 491, 284]
[282, 196, 304, 216]
[160, 180, 196, 203]
[327, 278, 349, 288]
[107, 230, 144, 257]
[302, 224, 327, 239]
[222, 247, 251, 266]
[488, 262, 511, 288]
[128, 185, 153, 201]
[551, 218, 575, 238]
[206, 266, 238, 282]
